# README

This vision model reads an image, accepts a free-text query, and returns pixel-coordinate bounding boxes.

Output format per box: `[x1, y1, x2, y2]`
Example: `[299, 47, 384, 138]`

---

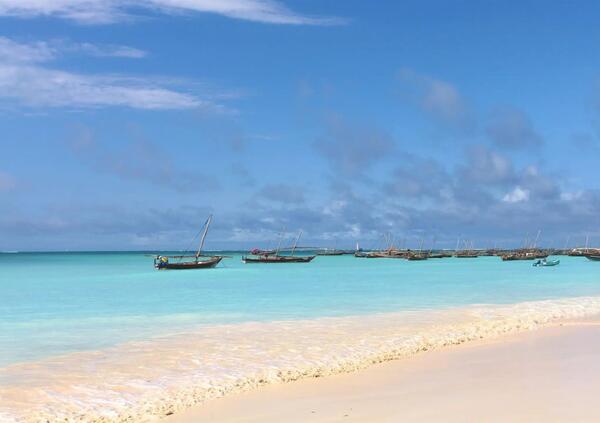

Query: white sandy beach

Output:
[168, 321, 600, 422]
[3, 299, 600, 422]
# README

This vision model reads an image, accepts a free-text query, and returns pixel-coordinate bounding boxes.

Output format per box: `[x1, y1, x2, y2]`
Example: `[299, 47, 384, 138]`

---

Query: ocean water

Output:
[2, 252, 600, 421]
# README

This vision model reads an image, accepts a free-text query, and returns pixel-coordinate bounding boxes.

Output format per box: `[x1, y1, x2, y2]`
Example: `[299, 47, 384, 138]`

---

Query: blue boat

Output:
[533, 258, 560, 267]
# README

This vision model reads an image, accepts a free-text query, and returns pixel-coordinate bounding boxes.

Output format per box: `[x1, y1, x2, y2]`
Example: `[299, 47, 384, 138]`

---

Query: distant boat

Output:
[453, 238, 479, 258]
[317, 249, 345, 256]
[365, 249, 406, 258]
[501, 250, 548, 261]
[242, 255, 315, 263]
[533, 258, 560, 267]
[427, 252, 452, 259]
[406, 252, 428, 261]
[242, 230, 315, 264]
[250, 248, 276, 256]
[585, 255, 600, 261]
[454, 251, 479, 258]
[153, 215, 223, 270]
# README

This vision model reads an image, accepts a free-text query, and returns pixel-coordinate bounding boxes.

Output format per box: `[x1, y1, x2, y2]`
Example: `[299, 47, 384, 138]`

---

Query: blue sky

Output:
[1, 0, 600, 251]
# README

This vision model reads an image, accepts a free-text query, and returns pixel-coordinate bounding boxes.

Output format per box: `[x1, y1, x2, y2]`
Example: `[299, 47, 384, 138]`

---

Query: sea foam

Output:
[2, 296, 600, 422]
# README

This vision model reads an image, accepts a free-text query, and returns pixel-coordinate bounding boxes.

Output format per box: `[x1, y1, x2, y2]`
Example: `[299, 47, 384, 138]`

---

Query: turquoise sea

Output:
[2, 252, 600, 367]
[3, 251, 600, 421]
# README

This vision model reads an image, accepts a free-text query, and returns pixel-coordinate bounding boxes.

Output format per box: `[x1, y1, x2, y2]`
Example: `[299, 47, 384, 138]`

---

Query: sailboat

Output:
[317, 241, 346, 256]
[454, 238, 479, 258]
[153, 215, 223, 270]
[406, 238, 428, 260]
[242, 230, 316, 263]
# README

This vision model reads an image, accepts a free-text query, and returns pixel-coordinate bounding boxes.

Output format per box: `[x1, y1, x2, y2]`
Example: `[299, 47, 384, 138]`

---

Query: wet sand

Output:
[168, 321, 600, 422]
[4, 299, 600, 422]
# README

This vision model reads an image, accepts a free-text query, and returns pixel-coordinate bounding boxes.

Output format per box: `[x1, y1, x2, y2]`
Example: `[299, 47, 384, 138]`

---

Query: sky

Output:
[1, 0, 600, 251]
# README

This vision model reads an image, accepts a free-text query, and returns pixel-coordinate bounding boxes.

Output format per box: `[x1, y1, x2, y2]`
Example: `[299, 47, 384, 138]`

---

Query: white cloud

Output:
[502, 186, 530, 203]
[0, 64, 207, 110]
[62, 41, 147, 58]
[0, 0, 345, 25]
[0, 37, 222, 111]
[0, 36, 146, 63]
[0, 37, 55, 63]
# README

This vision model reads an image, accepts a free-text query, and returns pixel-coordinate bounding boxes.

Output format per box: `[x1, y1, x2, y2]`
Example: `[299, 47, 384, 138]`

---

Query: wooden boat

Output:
[366, 250, 406, 258]
[406, 252, 428, 261]
[154, 215, 223, 270]
[453, 238, 479, 258]
[501, 250, 548, 261]
[155, 255, 222, 269]
[242, 255, 315, 263]
[571, 248, 600, 257]
[427, 252, 452, 259]
[454, 252, 479, 258]
[242, 230, 315, 264]
[250, 248, 276, 256]
[533, 259, 560, 267]
[317, 249, 345, 256]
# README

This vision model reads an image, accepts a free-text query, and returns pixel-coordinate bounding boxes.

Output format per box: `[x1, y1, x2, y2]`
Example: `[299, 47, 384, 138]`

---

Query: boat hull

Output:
[242, 255, 316, 263]
[406, 255, 428, 261]
[157, 257, 222, 270]
[533, 260, 560, 267]
[428, 254, 452, 259]
[585, 255, 600, 261]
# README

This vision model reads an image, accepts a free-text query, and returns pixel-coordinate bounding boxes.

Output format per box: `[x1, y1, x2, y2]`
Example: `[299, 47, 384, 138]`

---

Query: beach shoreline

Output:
[3, 297, 600, 422]
[168, 320, 600, 422]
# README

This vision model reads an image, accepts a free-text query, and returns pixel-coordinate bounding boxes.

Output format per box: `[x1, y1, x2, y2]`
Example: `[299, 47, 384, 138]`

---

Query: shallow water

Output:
[1, 252, 600, 421]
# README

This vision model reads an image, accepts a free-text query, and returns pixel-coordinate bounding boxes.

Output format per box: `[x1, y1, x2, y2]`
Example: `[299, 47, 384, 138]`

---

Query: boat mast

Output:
[196, 214, 213, 259]
[563, 235, 570, 251]
[275, 227, 286, 256]
[533, 229, 541, 249]
[291, 230, 302, 257]
[429, 237, 436, 255]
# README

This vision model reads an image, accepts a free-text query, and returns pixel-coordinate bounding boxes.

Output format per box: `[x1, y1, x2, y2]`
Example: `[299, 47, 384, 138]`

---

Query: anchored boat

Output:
[317, 249, 346, 256]
[533, 259, 560, 267]
[153, 215, 223, 270]
[242, 255, 315, 263]
[533, 258, 560, 267]
[242, 230, 316, 264]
